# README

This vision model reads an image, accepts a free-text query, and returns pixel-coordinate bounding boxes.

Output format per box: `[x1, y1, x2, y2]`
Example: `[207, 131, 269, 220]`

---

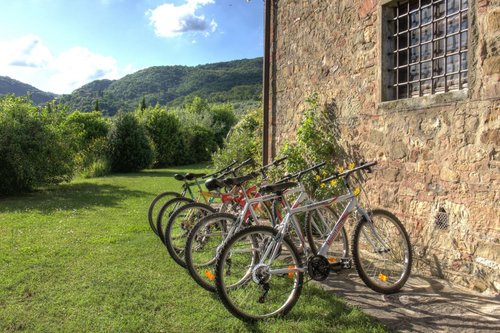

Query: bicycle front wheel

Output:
[165, 202, 216, 268]
[185, 213, 237, 292]
[215, 226, 303, 322]
[352, 209, 412, 294]
[148, 191, 181, 236]
[156, 197, 194, 244]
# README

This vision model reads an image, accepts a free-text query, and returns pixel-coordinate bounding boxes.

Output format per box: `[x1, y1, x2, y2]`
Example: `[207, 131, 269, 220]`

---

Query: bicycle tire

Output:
[148, 191, 181, 236]
[156, 197, 194, 244]
[165, 202, 216, 268]
[185, 213, 237, 292]
[215, 225, 304, 322]
[305, 207, 349, 260]
[185, 200, 275, 292]
[352, 209, 412, 294]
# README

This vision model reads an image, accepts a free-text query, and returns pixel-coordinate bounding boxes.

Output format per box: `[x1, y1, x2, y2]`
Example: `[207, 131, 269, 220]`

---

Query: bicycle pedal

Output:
[341, 257, 352, 269]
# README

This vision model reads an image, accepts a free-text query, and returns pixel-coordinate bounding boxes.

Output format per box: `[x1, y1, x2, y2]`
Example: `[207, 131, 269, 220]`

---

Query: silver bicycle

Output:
[214, 161, 413, 321]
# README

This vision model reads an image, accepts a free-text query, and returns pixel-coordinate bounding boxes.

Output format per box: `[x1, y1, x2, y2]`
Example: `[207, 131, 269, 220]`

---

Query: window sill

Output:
[378, 89, 468, 112]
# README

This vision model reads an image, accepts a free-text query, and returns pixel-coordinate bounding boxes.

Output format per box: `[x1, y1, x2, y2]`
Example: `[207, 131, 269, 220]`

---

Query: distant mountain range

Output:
[0, 58, 263, 115]
[0, 76, 58, 105]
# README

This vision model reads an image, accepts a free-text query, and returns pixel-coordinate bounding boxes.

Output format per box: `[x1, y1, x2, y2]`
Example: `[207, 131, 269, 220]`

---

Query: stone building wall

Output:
[267, 0, 499, 293]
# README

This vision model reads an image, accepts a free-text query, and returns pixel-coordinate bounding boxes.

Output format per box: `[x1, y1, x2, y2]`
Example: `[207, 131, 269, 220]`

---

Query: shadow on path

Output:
[320, 271, 500, 332]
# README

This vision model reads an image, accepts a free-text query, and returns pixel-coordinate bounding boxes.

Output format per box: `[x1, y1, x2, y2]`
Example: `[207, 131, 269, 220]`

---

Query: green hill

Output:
[0, 76, 58, 105]
[57, 58, 263, 115]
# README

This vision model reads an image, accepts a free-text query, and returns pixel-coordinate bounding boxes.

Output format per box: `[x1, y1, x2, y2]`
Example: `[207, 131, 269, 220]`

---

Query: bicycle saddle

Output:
[185, 173, 207, 181]
[224, 173, 256, 186]
[259, 181, 297, 194]
[174, 173, 186, 181]
[204, 178, 226, 191]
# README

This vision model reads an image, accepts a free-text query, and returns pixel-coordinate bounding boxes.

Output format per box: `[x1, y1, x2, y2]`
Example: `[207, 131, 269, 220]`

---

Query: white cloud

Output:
[147, 0, 217, 38]
[0, 35, 134, 94]
[48, 47, 121, 94]
[0, 34, 53, 68]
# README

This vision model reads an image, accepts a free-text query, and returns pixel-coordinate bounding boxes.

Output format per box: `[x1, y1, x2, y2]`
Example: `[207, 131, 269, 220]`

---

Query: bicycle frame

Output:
[263, 175, 390, 275]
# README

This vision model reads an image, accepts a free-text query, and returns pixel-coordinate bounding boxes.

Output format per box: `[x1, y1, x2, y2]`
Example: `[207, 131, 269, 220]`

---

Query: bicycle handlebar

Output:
[321, 161, 377, 183]
[202, 160, 238, 179]
[218, 158, 254, 178]
[278, 161, 326, 183]
[256, 155, 288, 177]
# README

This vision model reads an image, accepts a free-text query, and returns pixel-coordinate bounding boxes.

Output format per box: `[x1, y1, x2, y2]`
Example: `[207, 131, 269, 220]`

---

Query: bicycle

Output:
[156, 159, 253, 244]
[147, 160, 238, 237]
[167, 157, 288, 268]
[214, 161, 412, 321]
[185, 161, 348, 293]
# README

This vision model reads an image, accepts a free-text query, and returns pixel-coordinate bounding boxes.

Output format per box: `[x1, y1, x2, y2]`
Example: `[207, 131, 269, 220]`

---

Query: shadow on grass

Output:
[0, 182, 150, 214]
[204, 283, 383, 333]
[109, 164, 210, 179]
[285, 285, 383, 332]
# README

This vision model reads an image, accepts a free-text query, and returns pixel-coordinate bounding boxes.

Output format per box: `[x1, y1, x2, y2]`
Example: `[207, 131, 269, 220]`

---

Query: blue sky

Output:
[0, 0, 264, 94]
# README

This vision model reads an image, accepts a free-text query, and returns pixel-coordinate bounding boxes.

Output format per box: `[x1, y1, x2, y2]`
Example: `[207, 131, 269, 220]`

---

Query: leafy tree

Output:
[140, 105, 182, 167]
[180, 125, 217, 164]
[65, 111, 109, 147]
[210, 103, 237, 145]
[65, 111, 110, 177]
[212, 107, 262, 170]
[185, 96, 209, 114]
[94, 99, 100, 111]
[107, 112, 154, 172]
[140, 96, 147, 111]
[0, 95, 77, 195]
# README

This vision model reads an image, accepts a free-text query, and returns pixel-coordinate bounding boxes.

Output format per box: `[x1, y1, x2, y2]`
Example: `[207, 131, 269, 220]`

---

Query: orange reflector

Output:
[328, 257, 337, 263]
[378, 273, 388, 282]
[205, 271, 215, 281]
[288, 265, 296, 279]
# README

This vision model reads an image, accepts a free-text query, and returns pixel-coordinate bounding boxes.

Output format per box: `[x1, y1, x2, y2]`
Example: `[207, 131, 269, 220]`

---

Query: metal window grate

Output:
[390, 0, 468, 100]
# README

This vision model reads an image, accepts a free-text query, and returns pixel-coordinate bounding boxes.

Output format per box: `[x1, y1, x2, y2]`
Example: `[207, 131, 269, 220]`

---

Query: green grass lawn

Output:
[0, 164, 387, 332]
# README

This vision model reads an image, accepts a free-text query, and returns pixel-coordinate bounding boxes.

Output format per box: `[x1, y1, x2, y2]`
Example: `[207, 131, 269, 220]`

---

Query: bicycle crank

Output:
[307, 255, 330, 281]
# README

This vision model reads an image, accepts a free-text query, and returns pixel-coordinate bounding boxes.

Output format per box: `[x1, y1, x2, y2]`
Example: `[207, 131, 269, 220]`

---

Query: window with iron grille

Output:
[383, 0, 469, 101]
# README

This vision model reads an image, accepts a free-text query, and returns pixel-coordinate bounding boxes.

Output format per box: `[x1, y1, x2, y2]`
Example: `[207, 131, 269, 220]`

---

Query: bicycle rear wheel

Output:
[305, 207, 348, 261]
[352, 209, 412, 294]
[185, 213, 237, 292]
[215, 226, 303, 322]
[148, 191, 181, 236]
[165, 202, 216, 268]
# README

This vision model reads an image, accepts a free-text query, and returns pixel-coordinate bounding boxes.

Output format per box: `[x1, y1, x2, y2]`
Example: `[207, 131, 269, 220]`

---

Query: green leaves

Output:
[0, 95, 77, 195]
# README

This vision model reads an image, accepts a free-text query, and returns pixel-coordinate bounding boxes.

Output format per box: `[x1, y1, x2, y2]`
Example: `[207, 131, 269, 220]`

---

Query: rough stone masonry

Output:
[265, 0, 499, 293]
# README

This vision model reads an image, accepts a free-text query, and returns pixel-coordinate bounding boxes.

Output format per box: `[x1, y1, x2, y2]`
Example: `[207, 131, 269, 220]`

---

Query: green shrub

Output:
[107, 112, 154, 172]
[210, 103, 237, 145]
[139, 105, 183, 167]
[279, 93, 345, 198]
[0, 95, 77, 195]
[180, 125, 217, 164]
[65, 111, 109, 147]
[211, 107, 262, 170]
[65, 111, 110, 177]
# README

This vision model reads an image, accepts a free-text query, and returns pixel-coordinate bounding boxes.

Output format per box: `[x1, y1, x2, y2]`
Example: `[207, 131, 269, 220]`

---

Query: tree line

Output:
[0, 95, 237, 195]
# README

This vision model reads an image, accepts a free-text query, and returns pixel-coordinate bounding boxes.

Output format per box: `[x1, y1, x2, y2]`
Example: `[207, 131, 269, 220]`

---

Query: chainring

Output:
[307, 255, 330, 281]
